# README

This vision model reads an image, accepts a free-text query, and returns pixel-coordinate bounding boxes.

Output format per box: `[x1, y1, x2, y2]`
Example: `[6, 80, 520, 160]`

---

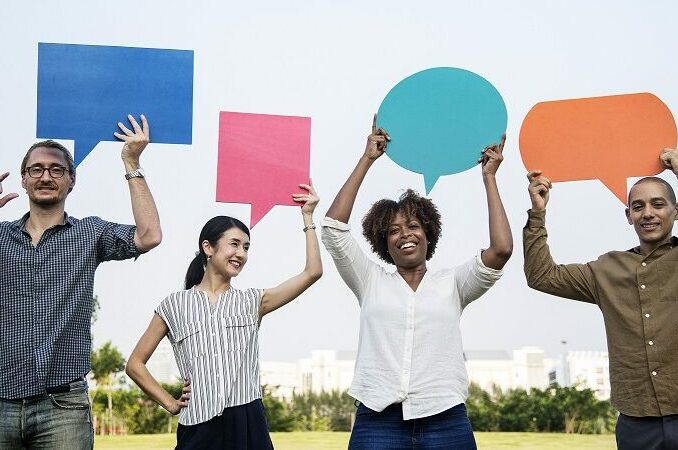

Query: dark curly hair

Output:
[362, 189, 442, 264]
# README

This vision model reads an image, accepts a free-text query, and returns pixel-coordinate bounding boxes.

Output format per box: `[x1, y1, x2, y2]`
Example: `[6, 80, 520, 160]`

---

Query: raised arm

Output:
[479, 135, 513, 270]
[0, 172, 18, 209]
[259, 182, 323, 317]
[125, 314, 191, 415]
[325, 115, 390, 222]
[523, 170, 596, 302]
[113, 114, 162, 252]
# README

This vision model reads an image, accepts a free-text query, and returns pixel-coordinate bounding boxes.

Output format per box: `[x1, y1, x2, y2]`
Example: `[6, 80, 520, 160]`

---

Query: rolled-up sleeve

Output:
[321, 217, 377, 304]
[455, 251, 503, 308]
[95, 218, 142, 262]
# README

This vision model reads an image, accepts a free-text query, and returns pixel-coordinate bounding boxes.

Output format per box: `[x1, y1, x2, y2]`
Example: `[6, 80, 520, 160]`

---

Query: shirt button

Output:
[648, 340, 654, 346]
[640, 285, 646, 289]
[641, 262, 647, 267]
[651, 371, 657, 376]
[645, 313, 651, 318]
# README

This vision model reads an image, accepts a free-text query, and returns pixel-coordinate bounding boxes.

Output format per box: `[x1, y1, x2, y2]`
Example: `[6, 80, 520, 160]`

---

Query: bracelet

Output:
[303, 224, 316, 232]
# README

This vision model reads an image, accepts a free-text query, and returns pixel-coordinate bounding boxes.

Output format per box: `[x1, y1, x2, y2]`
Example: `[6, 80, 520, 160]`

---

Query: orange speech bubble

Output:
[520, 93, 677, 204]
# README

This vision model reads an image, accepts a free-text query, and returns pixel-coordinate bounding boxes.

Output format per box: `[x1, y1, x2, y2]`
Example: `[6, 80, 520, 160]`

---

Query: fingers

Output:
[526, 170, 542, 182]
[0, 171, 10, 183]
[372, 114, 377, 134]
[117, 121, 133, 137]
[140, 114, 150, 137]
[376, 127, 391, 141]
[128, 114, 143, 134]
[498, 133, 506, 153]
[0, 193, 19, 208]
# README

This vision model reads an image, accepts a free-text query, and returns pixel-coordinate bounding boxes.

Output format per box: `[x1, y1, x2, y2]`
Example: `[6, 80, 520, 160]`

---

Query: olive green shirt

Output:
[523, 209, 678, 417]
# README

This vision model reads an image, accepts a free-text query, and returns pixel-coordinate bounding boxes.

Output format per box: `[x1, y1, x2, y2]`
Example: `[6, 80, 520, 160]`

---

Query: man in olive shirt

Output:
[524, 148, 678, 450]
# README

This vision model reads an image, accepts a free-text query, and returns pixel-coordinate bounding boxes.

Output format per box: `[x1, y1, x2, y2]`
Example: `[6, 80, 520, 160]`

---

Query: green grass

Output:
[94, 431, 616, 449]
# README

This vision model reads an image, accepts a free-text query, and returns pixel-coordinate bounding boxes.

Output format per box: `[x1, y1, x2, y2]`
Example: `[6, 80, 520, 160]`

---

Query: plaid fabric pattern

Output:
[0, 213, 140, 399]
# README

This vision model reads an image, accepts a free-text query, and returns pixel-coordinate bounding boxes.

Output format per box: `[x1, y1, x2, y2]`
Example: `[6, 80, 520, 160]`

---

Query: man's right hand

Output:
[527, 170, 552, 211]
[364, 114, 390, 160]
[0, 172, 18, 208]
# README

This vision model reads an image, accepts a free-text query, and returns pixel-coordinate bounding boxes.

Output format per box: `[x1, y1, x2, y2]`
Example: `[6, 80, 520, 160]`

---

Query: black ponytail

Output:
[184, 216, 250, 289]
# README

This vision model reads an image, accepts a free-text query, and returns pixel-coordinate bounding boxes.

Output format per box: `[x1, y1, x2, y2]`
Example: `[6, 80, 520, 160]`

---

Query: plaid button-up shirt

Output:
[0, 212, 140, 399]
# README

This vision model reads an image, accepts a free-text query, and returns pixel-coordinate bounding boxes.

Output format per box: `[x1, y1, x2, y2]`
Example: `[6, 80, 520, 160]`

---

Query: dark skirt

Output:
[348, 402, 477, 450]
[176, 399, 273, 450]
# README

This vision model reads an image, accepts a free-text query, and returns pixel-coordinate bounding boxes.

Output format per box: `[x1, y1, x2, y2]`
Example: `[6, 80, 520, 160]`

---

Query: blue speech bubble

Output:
[377, 67, 507, 193]
[37, 43, 194, 166]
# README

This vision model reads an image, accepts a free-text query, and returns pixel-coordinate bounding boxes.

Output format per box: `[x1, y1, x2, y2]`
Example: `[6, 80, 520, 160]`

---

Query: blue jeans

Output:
[349, 402, 477, 450]
[0, 379, 93, 450]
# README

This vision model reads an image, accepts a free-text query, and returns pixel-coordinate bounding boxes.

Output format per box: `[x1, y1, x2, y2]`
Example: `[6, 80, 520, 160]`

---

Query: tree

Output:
[91, 341, 126, 434]
[262, 385, 295, 432]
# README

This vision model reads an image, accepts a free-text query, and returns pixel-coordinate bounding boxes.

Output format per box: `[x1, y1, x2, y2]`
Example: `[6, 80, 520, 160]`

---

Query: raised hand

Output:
[660, 147, 678, 175]
[364, 114, 391, 160]
[114, 114, 150, 165]
[0, 172, 18, 208]
[479, 134, 506, 177]
[292, 180, 320, 215]
[527, 170, 552, 211]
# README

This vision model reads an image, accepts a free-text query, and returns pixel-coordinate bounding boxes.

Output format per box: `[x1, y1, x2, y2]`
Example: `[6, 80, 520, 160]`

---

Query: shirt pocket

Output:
[657, 268, 677, 302]
[221, 314, 257, 352]
[174, 320, 205, 359]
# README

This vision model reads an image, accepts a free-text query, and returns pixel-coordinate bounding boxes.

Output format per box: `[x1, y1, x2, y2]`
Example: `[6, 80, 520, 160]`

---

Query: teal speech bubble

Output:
[377, 67, 507, 193]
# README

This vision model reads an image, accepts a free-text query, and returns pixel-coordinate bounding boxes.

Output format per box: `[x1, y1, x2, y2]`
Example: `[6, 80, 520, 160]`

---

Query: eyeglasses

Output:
[24, 165, 69, 179]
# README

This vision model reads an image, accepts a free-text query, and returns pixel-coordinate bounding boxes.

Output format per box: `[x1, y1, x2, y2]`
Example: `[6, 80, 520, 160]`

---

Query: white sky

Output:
[2, 0, 677, 362]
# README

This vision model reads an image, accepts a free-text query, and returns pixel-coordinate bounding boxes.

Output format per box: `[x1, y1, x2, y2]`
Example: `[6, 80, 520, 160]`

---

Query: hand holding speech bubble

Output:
[216, 112, 311, 228]
[519, 93, 677, 204]
[37, 43, 194, 166]
[377, 67, 507, 194]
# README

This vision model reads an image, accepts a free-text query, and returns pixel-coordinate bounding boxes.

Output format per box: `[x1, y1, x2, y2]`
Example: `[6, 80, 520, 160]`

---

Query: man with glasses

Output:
[0, 115, 161, 449]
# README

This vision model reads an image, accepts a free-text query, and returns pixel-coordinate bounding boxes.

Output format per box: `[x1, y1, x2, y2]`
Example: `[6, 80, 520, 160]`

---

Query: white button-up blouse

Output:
[321, 217, 502, 420]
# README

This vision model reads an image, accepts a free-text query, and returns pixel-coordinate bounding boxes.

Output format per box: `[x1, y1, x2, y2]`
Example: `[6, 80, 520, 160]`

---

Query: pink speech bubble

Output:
[216, 112, 311, 227]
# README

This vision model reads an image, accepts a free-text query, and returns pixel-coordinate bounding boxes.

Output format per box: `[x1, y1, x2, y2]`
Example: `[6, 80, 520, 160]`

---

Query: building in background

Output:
[261, 350, 355, 399]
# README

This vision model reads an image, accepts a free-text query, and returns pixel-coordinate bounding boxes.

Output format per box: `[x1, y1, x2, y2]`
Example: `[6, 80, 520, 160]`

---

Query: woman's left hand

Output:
[479, 134, 506, 176]
[293, 180, 320, 215]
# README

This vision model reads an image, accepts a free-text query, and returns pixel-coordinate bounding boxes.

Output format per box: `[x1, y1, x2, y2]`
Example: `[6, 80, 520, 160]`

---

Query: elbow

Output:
[125, 358, 141, 381]
[497, 245, 513, 262]
[309, 266, 323, 283]
[138, 230, 163, 252]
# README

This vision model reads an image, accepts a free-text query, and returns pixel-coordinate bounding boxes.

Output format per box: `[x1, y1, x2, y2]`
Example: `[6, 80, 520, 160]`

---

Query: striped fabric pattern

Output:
[156, 287, 262, 426]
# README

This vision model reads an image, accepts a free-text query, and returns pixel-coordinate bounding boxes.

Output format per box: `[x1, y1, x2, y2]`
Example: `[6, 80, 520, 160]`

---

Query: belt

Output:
[0, 377, 86, 402]
[46, 376, 86, 394]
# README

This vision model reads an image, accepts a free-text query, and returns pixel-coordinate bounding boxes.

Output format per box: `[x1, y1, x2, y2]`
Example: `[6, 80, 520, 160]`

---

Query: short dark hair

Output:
[628, 177, 676, 205]
[185, 216, 251, 289]
[21, 140, 75, 176]
[361, 189, 442, 265]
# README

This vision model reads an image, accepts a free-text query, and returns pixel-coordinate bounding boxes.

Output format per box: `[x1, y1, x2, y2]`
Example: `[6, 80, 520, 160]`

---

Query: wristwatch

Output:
[124, 168, 145, 180]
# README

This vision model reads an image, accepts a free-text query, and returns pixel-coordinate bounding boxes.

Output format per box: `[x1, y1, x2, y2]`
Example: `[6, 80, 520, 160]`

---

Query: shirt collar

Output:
[13, 212, 74, 231]
[628, 236, 678, 255]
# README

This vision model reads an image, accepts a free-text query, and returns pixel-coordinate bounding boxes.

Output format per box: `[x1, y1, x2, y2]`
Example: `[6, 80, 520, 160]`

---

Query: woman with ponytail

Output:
[126, 182, 322, 450]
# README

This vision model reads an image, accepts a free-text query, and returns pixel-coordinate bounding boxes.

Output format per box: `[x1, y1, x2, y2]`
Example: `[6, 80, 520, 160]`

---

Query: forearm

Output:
[124, 158, 162, 251]
[302, 212, 323, 280]
[126, 358, 176, 412]
[325, 156, 374, 222]
[482, 174, 513, 269]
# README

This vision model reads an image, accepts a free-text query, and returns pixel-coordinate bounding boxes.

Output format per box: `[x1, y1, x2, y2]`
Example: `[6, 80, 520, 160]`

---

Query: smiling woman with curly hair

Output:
[321, 115, 512, 450]
[362, 189, 442, 265]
